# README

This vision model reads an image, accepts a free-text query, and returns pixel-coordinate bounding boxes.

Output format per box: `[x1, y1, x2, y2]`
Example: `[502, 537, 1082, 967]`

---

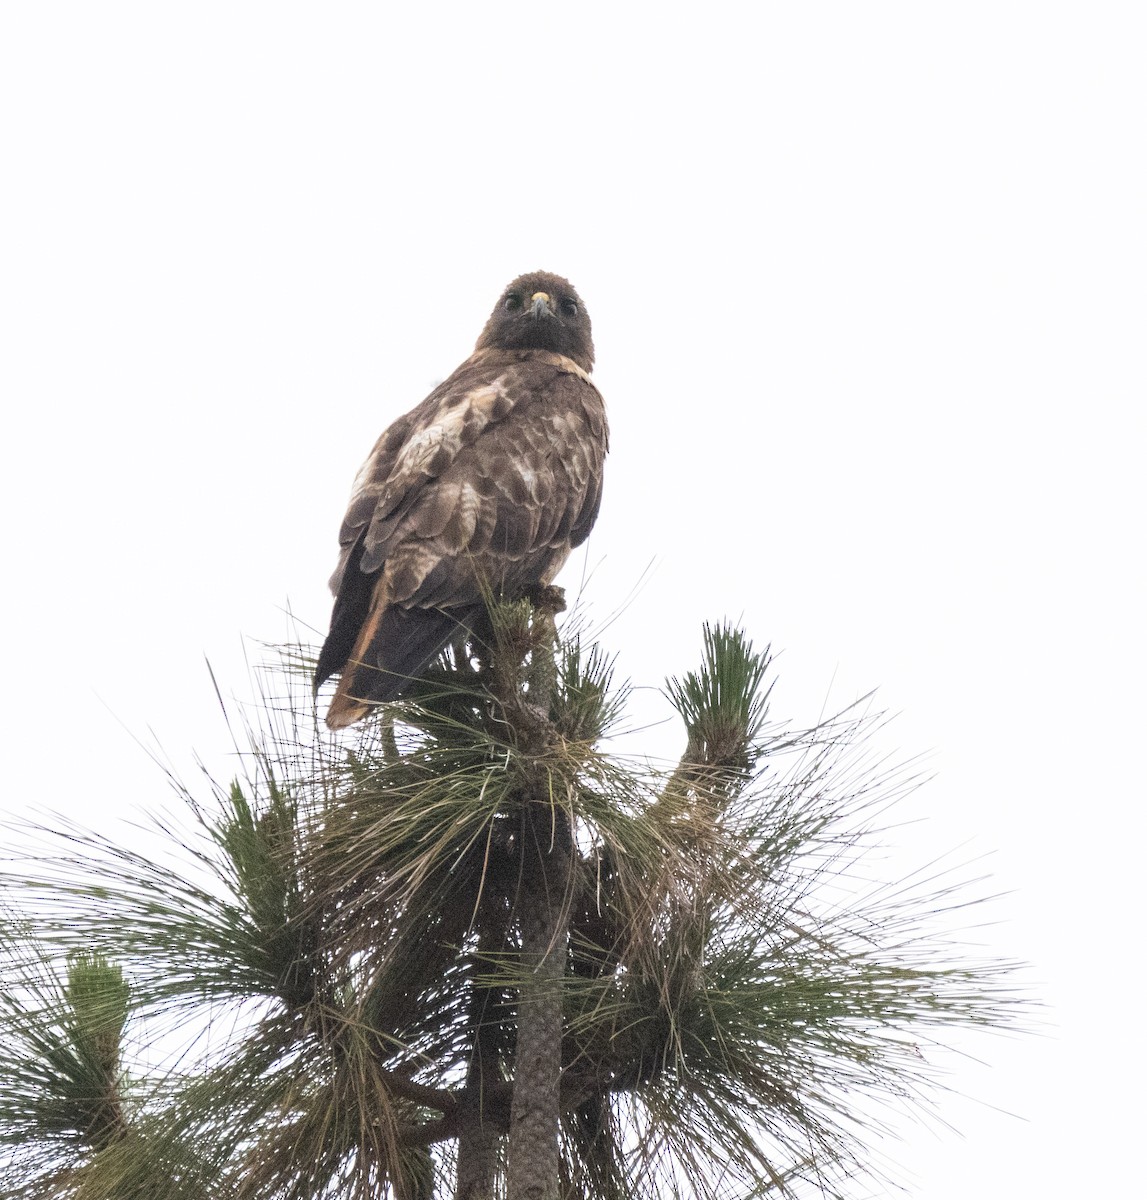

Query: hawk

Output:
[315, 271, 608, 728]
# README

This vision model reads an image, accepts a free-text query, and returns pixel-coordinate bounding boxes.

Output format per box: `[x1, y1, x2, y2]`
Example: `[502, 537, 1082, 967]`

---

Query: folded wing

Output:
[316, 349, 607, 727]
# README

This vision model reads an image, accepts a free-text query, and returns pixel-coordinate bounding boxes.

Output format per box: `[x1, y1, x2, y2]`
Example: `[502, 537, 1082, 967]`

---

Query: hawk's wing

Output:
[316, 348, 607, 724]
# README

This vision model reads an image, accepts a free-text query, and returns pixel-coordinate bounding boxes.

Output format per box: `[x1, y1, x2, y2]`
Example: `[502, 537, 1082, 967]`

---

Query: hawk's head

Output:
[475, 271, 594, 373]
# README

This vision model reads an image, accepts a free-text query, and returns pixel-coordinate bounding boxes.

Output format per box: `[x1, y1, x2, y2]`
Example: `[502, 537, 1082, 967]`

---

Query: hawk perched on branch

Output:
[315, 271, 608, 728]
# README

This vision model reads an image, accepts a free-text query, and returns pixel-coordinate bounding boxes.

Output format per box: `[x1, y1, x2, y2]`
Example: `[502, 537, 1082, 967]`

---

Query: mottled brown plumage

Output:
[316, 272, 608, 728]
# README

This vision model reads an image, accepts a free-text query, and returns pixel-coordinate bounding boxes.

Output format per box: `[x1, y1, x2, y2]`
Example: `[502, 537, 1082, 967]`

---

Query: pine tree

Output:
[0, 597, 1025, 1199]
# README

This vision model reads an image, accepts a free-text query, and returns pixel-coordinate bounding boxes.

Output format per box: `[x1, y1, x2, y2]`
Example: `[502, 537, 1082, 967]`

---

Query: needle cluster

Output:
[0, 610, 1028, 1199]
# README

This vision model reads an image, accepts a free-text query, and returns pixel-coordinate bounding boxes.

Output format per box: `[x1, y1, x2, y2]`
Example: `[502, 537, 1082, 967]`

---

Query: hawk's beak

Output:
[530, 292, 553, 319]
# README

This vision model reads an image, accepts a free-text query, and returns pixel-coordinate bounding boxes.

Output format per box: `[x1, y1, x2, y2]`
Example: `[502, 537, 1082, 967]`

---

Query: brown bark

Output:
[454, 1116, 501, 1200]
[504, 802, 574, 1200]
[502, 589, 574, 1200]
[454, 915, 512, 1200]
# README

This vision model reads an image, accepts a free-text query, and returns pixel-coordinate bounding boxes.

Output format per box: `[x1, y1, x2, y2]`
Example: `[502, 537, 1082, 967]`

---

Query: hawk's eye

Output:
[504, 293, 523, 312]
[559, 297, 578, 317]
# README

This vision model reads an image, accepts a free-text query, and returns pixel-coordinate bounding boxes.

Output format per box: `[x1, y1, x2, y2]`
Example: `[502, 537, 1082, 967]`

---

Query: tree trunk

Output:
[504, 802, 573, 1200]
[503, 589, 572, 1200]
[454, 917, 512, 1200]
[455, 1120, 501, 1200]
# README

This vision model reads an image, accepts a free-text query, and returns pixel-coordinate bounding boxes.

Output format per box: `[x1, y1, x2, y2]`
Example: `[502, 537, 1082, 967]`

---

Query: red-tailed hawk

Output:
[315, 271, 608, 728]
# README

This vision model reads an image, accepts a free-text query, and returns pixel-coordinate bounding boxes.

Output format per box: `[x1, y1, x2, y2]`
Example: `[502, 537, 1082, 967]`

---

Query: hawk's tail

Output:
[324, 574, 393, 729]
[323, 577, 479, 729]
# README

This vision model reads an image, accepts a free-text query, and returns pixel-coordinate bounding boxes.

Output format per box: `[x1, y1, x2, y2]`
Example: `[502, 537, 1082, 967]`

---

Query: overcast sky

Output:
[2, 3, 1144, 1196]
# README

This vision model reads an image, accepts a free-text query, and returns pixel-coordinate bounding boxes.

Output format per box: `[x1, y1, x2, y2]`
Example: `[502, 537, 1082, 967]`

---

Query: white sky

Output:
[1, 3, 1144, 1196]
